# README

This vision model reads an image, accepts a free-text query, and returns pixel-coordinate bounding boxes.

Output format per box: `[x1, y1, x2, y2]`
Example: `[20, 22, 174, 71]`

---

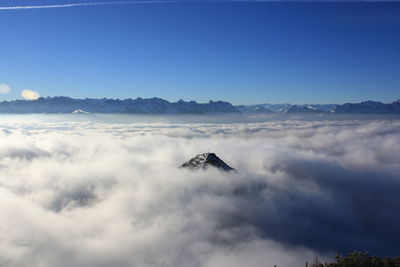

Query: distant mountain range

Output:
[334, 100, 400, 114]
[0, 97, 236, 114]
[236, 103, 337, 113]
[0, 97, 399, 114]
[240, 100, 400, 114]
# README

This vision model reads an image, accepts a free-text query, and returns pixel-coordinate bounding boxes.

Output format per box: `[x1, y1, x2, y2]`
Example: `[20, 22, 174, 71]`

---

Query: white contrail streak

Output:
[0, 0, 394, 10]
[0, 0, 181, 10]
[0, 0, 265, 11]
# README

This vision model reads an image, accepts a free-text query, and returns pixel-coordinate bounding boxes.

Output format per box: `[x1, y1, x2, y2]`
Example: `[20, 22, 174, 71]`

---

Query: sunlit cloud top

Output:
[21, 89, 40, 100]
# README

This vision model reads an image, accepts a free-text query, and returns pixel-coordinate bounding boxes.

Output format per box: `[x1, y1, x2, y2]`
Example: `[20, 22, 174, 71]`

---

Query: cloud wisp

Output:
[0, 116, 399, 266]
[0, 84, 11, 94]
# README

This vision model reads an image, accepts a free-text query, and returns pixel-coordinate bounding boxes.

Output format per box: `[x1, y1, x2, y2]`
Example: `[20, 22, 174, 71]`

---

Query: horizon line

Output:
[1, 95, 399, 105]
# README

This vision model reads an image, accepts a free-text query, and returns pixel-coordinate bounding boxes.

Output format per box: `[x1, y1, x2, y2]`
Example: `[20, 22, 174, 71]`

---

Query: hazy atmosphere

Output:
[0, 114, 399, 266]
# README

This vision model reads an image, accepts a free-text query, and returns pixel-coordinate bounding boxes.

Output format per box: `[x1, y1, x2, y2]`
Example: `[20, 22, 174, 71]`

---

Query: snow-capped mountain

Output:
[234, 105, 274, 113]
[72, 109, 90, 114]
[0, 97, 237, 114]
[236, 101, 400, 114]
[235, 103, 291, 113]
[180, 153, 236, 172]
[235, 103, 337, 113]
[282, 105, 334, 113]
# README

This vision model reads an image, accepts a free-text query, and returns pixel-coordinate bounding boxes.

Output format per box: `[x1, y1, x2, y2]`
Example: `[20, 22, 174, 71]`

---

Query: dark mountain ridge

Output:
[0, 97, 237, 114]
[0, 97, 399, 114]
[334, 100, 400, 114]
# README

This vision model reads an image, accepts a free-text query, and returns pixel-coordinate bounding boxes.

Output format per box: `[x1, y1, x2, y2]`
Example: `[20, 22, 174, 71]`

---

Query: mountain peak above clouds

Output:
[180, 153, 236, 172]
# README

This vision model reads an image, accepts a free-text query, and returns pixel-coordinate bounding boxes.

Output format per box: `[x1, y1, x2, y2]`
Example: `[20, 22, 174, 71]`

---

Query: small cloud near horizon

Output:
[0, 84, 11, 94]
[21, 89, 40, 100]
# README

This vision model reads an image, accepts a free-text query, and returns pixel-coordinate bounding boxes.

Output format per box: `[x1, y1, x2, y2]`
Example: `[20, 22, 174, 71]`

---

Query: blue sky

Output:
[0, 0, 399, 104]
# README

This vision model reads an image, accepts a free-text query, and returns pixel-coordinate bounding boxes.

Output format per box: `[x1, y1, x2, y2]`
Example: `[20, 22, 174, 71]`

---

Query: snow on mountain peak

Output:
[180, 153, 236, 172]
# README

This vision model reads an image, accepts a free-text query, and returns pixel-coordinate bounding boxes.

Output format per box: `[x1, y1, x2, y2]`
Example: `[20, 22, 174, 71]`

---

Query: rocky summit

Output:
[180, 153, 236, 172]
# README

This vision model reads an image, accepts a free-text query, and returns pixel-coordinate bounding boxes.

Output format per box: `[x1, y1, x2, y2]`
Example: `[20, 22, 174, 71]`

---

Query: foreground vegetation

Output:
[307, 252, 400, 267]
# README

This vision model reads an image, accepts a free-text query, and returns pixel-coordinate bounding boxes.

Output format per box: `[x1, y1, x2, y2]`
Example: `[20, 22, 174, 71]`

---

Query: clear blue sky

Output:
[0, 0, 399, 104]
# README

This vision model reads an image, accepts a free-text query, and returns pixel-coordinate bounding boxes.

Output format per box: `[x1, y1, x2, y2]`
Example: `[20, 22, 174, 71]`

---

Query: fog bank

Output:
[0, 116, 399, 266]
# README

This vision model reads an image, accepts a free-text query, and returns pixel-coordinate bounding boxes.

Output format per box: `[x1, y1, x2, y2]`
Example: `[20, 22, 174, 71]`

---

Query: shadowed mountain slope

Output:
[180, 153, 236, 172]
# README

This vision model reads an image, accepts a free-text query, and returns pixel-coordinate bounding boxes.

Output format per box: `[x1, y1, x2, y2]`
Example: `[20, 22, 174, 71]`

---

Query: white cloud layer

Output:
[0, 116, 399, 266]
[0, 84, 11, 94]
[21, 89, 40, 100]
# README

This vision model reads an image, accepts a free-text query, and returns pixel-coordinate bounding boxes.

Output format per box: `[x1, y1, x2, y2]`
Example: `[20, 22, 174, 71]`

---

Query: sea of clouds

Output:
[0, 115, 399, 267]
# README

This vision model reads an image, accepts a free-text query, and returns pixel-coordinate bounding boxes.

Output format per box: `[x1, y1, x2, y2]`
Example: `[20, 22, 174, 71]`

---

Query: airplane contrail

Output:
[0, 0, 183, 10]
[0, 0, 391, 10]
